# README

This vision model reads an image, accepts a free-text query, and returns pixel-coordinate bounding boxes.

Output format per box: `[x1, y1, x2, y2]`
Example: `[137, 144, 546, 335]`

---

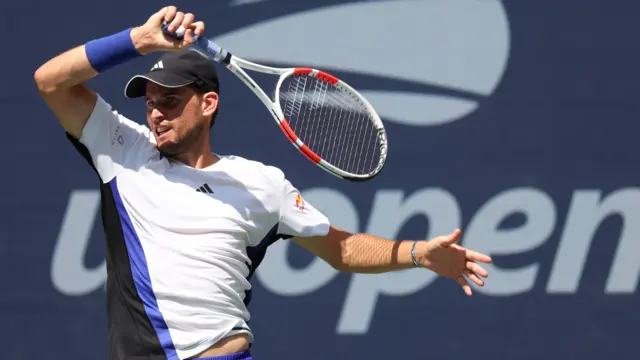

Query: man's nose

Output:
[150, 108, 164, 123]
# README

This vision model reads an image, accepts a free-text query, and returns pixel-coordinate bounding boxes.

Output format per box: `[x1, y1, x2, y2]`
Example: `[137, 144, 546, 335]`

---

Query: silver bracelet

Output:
[411, 241, 420, 267]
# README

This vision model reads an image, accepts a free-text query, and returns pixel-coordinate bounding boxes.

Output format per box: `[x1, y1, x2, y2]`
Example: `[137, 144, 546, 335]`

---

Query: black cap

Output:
[124, 50, 219, 98]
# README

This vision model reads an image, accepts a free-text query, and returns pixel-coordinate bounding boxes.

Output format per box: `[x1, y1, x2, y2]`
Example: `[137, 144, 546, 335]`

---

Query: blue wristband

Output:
[85, 28, 141, 73]
[411, 241, 420, 267]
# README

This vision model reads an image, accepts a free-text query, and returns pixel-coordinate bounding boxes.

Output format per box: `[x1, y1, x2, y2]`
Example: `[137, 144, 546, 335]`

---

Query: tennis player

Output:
[34, 6, 492, 360]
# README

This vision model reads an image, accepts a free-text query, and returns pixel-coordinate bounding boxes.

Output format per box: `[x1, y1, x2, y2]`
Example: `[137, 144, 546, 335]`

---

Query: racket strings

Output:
[279, 75, 381, 176]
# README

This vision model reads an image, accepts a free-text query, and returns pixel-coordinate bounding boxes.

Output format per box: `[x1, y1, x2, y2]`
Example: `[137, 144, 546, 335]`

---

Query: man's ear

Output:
[202, 91, 219, 118]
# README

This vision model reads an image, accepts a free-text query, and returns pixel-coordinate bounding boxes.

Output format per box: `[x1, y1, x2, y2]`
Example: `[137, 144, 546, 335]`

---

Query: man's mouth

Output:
[156, 126, 171, 136]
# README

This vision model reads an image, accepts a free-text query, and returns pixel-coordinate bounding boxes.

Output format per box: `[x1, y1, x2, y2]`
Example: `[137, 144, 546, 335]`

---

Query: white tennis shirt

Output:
[67, 94, 331, 360]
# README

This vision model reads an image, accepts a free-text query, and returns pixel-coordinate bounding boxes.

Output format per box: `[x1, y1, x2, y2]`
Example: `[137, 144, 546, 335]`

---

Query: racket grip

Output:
[160, 23, 229, 64]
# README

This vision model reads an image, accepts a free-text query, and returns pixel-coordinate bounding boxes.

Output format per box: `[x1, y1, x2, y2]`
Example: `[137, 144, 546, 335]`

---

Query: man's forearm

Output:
[34, 45, 98, 94]
[338, 233, 421, 273]
[35, 27, 147, 94]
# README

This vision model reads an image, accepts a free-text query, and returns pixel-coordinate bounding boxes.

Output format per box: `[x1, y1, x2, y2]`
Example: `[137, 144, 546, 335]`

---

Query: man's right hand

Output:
[130, 6, 205, 55]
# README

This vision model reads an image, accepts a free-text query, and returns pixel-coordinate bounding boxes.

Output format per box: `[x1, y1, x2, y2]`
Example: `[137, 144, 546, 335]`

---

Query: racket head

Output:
[272, 68, 388, 181]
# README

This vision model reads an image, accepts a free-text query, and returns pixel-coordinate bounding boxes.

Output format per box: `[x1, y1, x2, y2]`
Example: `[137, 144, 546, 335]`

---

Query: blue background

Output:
[2, 1, 639, 359]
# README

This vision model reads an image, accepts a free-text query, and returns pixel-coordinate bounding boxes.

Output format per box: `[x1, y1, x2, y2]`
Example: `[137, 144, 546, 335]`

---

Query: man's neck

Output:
[171, 149, 220, 169]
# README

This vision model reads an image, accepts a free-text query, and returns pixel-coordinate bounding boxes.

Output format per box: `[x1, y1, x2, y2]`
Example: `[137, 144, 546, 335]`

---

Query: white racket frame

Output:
[225, 55, 388, 181]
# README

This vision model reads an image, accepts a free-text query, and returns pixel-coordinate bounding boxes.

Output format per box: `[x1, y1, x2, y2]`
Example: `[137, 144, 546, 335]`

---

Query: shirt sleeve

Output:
[76, 94, 156, 183]
[276, 177, 331, 238]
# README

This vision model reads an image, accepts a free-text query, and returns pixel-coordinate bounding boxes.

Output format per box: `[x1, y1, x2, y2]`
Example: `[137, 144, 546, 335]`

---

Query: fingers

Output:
[164, 6, 178, 25]
[157, 7, 204, 47]
[162, 9, 203, 42]
[183, 12, 195, 25]
[191, 21, 205, 36]
[466, 249, 492, 263]
[466, 261, 488, 278]
[465, 270, 484, 287]
[457, 276, 472, 296]
[182, 13, 196, 43]
[449, 244, 492, 265]
[440, 228, 462, 247]
[168, 11, 185, 33]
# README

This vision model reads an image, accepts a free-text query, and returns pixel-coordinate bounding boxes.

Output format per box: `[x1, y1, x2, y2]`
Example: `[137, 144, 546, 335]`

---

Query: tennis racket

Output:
[161, 24, 388, 181]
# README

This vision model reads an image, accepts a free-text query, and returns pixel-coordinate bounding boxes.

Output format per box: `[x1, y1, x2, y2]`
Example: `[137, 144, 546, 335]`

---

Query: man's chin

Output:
[156, 141, 182, 157]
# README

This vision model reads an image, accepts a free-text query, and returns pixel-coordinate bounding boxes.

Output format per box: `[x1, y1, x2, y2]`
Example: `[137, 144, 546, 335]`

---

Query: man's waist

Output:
[106, 307, 253, 359]
[191, 333, 251, 358]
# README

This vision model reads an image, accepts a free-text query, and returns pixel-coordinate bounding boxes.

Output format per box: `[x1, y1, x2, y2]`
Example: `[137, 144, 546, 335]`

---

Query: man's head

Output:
[124, 50, 220, 156]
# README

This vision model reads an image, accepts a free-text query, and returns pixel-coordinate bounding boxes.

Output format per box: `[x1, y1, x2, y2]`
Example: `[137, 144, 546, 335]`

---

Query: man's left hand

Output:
[416, 229, 492, 296]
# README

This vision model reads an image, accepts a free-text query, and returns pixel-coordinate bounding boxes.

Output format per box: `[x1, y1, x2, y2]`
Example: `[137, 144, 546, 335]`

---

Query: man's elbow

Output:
[34, 67, 56, 95]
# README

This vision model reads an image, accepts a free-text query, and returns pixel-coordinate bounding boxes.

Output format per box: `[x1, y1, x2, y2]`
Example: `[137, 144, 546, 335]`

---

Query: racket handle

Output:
[160, 23, 229, 64]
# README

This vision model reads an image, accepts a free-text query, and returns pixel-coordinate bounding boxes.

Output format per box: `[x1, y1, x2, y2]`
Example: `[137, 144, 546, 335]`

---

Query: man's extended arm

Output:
[293, 226, 418, 273]
[293, 226, 492, 295]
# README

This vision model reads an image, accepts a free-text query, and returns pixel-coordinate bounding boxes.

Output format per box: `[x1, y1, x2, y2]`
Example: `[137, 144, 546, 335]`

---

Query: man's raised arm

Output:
[33, 6, 202, 139]
[34, 43, 100, 139]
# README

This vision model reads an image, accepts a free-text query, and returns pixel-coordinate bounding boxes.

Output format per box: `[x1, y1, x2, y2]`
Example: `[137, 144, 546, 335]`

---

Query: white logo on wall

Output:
[214, 0, 511, 127]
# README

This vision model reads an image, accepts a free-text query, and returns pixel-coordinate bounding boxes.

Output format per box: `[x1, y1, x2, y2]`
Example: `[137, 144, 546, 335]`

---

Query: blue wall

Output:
[3, 1, 639, 359]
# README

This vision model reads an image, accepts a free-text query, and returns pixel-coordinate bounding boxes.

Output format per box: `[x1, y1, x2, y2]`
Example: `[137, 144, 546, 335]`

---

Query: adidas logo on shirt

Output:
[151, 61, 163, 71]
[196, 183, 214, 194]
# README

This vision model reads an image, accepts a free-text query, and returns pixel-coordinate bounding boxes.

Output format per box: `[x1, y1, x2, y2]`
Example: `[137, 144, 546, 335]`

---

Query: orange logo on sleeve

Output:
[295, 193, 305, 211]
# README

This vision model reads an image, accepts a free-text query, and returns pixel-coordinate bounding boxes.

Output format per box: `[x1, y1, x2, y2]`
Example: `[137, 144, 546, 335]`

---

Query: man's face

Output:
[144, 82, 216, 156]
